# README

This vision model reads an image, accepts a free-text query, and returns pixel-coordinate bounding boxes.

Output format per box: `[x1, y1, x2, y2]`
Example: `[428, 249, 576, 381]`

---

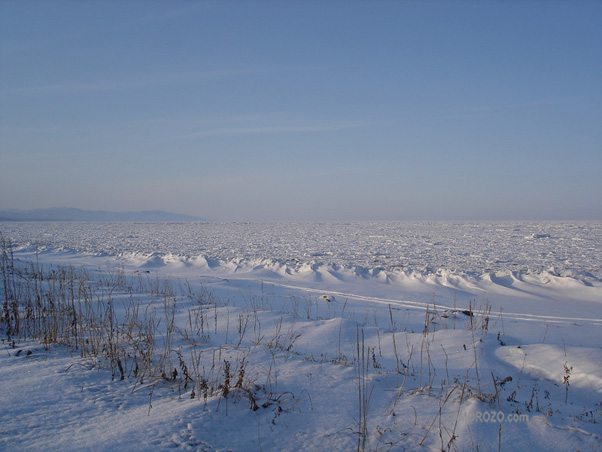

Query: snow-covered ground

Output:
[1, 221, 601, 451]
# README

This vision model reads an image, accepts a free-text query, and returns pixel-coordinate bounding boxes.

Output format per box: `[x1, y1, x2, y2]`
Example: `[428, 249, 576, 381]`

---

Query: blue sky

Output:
[1, 1, 601, 221]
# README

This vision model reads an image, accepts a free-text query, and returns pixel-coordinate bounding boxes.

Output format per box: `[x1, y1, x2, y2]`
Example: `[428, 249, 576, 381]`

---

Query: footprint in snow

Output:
[168, 423, 214, 451]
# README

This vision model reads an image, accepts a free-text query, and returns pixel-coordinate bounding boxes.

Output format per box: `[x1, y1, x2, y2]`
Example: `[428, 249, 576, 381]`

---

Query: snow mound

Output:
[496, 344, 602, 394]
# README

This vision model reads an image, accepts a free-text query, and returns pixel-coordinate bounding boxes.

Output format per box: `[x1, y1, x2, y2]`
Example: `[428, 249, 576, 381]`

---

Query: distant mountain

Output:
[0, 208, 206, 222]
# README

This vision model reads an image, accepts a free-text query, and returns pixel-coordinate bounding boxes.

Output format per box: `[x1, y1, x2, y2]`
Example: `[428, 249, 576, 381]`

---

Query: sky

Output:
[1, 1, 601, 221]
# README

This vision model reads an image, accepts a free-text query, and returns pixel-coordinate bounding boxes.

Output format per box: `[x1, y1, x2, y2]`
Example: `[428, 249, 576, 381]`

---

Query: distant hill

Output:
[0, 208, 206, 222]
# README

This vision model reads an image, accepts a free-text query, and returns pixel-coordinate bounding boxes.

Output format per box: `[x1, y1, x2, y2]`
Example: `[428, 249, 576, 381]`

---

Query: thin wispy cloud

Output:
[1, 69, 255, 96]
[434, 96, 588, 119]
[126, 6, 198, 27]
[179, 121, 371, 138]
[1, 65, 338, 97]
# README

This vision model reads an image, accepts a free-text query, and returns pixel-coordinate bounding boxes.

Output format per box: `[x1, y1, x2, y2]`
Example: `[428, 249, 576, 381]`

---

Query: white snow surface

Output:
[1, 221, 601, 451]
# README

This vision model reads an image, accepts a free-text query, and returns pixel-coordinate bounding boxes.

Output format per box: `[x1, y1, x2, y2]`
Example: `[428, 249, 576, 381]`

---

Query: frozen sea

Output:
[1, 221, 600, 280]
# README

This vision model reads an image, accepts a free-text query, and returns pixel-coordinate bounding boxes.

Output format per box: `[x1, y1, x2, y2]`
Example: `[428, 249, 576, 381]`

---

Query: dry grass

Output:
[0, 235, 300, 419]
